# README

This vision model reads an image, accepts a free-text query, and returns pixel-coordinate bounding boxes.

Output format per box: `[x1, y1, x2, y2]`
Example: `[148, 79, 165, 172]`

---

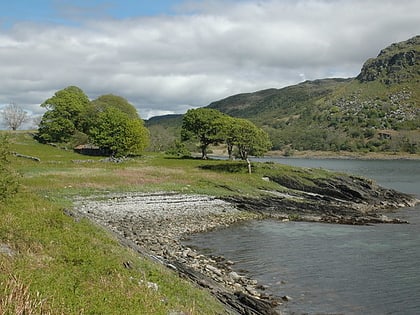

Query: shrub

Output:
[0, 134, 19, 202]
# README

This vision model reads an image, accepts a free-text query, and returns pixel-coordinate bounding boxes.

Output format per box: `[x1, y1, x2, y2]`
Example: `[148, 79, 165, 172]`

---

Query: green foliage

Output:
[37, 86, 90, 143]
[2, 133, 228, 314]
[90, 94, 140, 119]
[223, 118, 272, 160]
[182, 108, 227, 159]
[165, 140, 191, 157]
[37, 112, 77, 143]
[0, 134, 19, 202]
[36, 87, 151, 156]
[90, 107, 149, 157]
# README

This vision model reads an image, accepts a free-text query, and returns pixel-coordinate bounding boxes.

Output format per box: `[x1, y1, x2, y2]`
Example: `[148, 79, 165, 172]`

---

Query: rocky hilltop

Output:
[357, 35, 420, 84]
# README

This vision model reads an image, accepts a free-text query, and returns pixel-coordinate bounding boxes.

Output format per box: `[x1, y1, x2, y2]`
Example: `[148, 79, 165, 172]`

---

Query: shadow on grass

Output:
[199, 162, 249, 173]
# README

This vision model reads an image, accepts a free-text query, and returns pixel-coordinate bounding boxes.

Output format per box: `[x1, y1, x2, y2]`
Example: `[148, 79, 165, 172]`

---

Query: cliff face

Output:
[357, 36, 420, 84]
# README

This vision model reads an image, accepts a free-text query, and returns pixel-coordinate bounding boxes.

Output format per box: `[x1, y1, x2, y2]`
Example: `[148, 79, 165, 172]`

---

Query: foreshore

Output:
[73, 192, 282, 315]
[72, 181, 417, 315]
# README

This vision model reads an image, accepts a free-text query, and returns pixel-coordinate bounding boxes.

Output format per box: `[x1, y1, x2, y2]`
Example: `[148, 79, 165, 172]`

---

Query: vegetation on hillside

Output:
[147, 36, 420, 154]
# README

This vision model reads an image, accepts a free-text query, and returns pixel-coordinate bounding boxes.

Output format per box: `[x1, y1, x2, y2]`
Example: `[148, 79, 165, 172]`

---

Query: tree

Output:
[181, 108, 226, 159]
[226, 118, 272, 173]
[86, 94, 141, 138]
[37, 112, 76, 143]
[90, 94, 139, 119]
[219, 116, 239, 160]
[90, 107, 149, 157]
[37, 86, 90, 143]
[1, 103, 28, 130]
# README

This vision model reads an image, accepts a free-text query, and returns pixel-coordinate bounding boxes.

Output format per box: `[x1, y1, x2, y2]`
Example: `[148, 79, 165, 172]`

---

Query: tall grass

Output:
[0, 275, 53, 315]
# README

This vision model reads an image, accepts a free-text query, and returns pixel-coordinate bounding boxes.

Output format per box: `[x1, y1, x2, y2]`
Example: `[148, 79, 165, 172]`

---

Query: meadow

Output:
[1, 131, 340, 314]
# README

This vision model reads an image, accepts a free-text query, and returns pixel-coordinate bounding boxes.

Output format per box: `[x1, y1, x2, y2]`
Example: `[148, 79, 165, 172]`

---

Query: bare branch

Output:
[1, 103, 28, 130]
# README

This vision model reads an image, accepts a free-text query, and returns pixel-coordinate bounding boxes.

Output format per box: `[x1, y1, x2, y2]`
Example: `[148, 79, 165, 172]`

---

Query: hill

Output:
[147, 35, 420, 154]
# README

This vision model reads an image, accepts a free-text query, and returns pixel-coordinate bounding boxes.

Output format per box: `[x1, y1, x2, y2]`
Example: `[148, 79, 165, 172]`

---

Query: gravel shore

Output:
[73, 192, 280, 315]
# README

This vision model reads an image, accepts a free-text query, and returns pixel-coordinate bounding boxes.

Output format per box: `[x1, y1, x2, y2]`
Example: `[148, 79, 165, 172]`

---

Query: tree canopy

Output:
[37, 86, 149, 157]
[90, 107, 149, 157]
[181, 108, 272, 162]
[230, 118, 272, 160]
[181, 108, 226, 159]
[90, 94, 140, 119]
[37, 86, 90, 143]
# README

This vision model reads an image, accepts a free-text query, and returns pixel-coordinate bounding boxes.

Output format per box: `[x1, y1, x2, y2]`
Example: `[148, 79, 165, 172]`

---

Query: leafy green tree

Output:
[90, 107, 149, 157]
[181, 108, 226, 159]
[220, 118, 271, 173]
[37, 112, 77, 143]
[231, 118, 272, 160]
[0, 135, 19, 202]
[37, 86, 90, 143]
[219, 116, 237, 160]
[90, 94, 139, 119]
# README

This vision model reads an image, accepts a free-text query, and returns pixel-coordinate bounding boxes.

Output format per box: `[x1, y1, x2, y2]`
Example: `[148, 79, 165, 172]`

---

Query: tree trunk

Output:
[246, 158, 252, 174]
[201, 145, 208, 159]
[227, 143, 234, 160]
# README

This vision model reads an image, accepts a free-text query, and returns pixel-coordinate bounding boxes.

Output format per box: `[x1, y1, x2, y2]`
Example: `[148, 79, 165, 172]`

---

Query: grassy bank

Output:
[1, 132, 234, 314]
[1, 131, 353, 314]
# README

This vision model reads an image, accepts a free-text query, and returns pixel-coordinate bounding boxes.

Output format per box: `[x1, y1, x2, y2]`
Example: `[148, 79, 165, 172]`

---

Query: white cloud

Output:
[0, 0, 419, 119]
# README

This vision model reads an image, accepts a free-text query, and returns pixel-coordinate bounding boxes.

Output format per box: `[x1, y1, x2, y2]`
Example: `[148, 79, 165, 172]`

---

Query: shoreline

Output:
[72, 186, 417, 315]
[73, 192, 282, 315]
[265, 150, 420, 160]
[207, 148, 420, 160]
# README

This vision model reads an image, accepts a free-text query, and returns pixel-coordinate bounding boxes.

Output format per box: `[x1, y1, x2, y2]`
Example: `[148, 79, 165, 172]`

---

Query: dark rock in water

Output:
[224, 173, 416, 225]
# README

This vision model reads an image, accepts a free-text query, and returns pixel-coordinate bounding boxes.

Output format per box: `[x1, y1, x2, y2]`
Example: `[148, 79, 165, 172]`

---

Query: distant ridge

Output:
[147, 36, 420, 154]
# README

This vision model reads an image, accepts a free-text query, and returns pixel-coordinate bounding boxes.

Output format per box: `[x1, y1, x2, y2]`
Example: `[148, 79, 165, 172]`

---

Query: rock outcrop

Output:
[357, 35, 420, 85]
[226, 172, 417, 225]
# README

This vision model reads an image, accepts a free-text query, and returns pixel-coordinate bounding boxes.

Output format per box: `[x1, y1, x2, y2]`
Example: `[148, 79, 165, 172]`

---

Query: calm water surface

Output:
[184, 158, 420, 315]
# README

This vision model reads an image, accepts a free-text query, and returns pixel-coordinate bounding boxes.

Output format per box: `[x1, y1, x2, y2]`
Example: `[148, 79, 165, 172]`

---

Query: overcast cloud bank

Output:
[0, 0, 419, 120]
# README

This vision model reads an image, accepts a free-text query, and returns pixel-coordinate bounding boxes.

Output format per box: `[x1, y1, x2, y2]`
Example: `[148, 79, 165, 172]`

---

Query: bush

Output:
[0, 135, 19, 202]
[165, 140, 191, 158]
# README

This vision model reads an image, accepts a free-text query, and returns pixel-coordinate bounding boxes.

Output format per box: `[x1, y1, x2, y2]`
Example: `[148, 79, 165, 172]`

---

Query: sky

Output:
[0, 0, 419, 123]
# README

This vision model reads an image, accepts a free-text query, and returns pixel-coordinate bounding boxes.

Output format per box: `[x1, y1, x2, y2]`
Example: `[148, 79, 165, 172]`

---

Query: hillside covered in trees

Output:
[148, 35, 420, 154]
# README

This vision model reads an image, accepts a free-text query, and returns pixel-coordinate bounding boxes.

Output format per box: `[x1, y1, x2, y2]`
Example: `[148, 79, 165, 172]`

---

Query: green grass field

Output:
[1, 131, 340, 314]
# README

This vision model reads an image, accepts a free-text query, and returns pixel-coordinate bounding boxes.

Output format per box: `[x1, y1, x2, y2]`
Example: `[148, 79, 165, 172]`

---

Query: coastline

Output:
[72, 183, 418, 315]
[265, 150, 420, 160]
[73, 192, 281, 315]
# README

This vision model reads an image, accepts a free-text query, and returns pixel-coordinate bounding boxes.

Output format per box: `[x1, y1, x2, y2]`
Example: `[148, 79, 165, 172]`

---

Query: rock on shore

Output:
[72, 175, 418, 314]
[74, 192, 279, 315]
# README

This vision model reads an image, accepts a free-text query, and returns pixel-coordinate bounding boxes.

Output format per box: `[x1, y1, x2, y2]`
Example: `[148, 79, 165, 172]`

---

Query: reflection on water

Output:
[184, 158, 420, 315]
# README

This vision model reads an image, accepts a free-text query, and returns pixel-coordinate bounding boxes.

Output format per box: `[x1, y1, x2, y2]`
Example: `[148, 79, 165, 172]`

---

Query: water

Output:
[184, 158, 420, 315]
